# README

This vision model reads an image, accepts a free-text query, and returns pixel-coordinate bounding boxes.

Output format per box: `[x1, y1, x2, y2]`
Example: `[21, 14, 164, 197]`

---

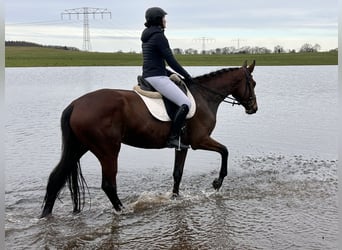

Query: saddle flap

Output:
[134, 84, 196, 122]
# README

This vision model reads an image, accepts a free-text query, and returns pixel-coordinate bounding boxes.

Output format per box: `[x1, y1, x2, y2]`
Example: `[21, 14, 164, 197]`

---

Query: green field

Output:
[5, 46, 338, 67]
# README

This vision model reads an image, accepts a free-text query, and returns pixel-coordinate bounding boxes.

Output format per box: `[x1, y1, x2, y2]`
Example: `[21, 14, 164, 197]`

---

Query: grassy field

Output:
[5, 46, 338, 67]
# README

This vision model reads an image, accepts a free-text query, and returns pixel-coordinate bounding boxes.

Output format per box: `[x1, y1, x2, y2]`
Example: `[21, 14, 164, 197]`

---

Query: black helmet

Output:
[145, 7, 167, 27]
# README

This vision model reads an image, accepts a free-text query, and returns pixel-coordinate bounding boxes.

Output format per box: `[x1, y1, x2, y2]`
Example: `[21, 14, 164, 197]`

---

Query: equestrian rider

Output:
[141, 7, 192, 150]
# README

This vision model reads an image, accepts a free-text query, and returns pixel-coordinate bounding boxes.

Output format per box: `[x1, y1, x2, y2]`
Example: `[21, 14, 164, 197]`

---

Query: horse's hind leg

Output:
[172, 149, 188, 196]
[41, 161, 67, 218]
[41, 145, 87, 217]
[98, 149, 123, 212]
[41, 104, 88, 218]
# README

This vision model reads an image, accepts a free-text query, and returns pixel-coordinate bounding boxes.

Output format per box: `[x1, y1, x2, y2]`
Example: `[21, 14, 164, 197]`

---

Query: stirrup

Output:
[166, 137, 189, 151]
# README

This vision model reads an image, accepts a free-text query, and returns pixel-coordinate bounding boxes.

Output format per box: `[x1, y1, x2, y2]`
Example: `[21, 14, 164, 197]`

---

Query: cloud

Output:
[5, 0, 338, 52]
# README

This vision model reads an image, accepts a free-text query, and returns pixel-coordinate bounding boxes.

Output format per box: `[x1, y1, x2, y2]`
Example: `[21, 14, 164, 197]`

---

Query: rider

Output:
[141, 7, 192, 150]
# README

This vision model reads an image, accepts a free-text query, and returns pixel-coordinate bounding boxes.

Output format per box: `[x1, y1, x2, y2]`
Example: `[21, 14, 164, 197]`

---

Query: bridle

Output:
[230, 67, 257, 110]
[195, 68, 256, 108]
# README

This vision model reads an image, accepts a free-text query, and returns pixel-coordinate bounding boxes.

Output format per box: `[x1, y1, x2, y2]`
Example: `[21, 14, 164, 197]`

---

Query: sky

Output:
[5, 0, 339, 52]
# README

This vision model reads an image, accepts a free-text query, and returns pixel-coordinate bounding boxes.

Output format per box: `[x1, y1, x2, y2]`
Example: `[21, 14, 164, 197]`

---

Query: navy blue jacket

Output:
[141, 26, 191, 79]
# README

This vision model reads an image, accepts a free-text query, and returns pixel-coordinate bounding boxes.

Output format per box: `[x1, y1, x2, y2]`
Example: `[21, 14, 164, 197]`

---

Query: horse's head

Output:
[232, 60, 258, 114]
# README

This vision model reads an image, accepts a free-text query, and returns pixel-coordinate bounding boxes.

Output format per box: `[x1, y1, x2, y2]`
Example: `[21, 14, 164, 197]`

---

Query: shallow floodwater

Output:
[5, 66, 338, 249]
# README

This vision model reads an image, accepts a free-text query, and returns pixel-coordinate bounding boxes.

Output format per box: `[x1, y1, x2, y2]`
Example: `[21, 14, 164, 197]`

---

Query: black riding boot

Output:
[166, 104, 190, 150]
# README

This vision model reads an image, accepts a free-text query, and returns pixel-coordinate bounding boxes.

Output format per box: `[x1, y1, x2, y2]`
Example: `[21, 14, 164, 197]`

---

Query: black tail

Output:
[41, 104, 88, 217]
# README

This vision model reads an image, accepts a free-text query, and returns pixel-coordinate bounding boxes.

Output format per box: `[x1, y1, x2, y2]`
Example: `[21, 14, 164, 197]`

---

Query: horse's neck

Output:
[215, 71, 240, 94]
[192, 70, 241, 114]
[190, 80, 224, 114]
[197, 72, 238, 98]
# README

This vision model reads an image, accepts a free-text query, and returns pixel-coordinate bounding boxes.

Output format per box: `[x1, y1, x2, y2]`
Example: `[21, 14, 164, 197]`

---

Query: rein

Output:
[193, 81, 241, 106]
[223, 96, 241, 106]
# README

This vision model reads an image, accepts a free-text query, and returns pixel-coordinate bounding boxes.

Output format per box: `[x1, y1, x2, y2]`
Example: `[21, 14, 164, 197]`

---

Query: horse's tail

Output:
[41, 104, 88, 217]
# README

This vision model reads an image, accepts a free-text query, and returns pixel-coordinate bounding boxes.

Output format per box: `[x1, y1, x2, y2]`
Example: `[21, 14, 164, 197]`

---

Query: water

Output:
[5, 66, 338, 249]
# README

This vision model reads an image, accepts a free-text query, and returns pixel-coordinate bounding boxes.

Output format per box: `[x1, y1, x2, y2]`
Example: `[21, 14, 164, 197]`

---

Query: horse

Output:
[40, 60, 258, 218]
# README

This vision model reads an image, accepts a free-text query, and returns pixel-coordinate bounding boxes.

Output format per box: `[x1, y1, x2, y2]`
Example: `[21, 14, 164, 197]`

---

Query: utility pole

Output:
[193, 37, 215, 54]
[232, 38, 246, 50]
[61, 7, 111, 51]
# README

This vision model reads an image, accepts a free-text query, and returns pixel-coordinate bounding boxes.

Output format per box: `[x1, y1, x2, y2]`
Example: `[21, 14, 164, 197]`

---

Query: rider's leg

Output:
[145, 76, 191, 149]
[166, 104, 189, 149]
[145, 76, 191, 108]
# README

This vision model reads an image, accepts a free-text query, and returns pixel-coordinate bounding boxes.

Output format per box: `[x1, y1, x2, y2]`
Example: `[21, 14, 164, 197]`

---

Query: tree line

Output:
[173, 43, 337, 55]
[6, 40, 337, 55]
[5, 41, 80, 51]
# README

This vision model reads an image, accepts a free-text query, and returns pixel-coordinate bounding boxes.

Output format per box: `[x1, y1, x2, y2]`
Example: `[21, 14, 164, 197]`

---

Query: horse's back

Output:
[68, 88, 166, 148]
[69, 89, 132, 135]
[73, 88, 131, 106]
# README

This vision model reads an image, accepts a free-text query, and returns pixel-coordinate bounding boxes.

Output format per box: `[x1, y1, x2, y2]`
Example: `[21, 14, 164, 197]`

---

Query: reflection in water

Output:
[5, 66, 338, 249]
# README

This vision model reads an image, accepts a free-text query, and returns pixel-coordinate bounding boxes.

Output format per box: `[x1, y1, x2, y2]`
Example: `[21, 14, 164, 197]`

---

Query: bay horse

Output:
[41, 60, 258, 218]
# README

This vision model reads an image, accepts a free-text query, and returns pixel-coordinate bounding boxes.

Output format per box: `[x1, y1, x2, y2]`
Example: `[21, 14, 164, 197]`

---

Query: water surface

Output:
[5, 66, 338, 249]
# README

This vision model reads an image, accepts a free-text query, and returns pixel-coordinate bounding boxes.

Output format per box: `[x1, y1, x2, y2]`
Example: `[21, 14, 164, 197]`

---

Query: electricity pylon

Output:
[61, 7, 111, 51]
[232, 38, 246, 50]
[193, 37, 215, 54]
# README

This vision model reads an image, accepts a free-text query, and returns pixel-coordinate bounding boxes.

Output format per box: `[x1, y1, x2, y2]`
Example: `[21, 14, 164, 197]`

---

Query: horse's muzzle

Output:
[245, 101, 258, 114]
[245, 107, 257, 114]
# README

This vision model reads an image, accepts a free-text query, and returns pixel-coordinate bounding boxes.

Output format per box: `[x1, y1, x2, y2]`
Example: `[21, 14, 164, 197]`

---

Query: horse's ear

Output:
[242, 60, 247, 68]
[248, 60, 256, 73]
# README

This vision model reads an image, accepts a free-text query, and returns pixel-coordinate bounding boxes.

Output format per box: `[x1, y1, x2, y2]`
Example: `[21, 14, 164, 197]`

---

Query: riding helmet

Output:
[145, 7, 167, 27]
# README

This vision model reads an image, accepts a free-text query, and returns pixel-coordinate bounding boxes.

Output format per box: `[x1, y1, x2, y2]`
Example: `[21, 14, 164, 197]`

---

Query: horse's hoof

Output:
[73, 208, 81, 214]
[114, 203, 124, 212]
[40, 208, 52, 218]
[40, 212, 50, 219]
[212, 178, 222, 190]
[171, 193, 179, 199]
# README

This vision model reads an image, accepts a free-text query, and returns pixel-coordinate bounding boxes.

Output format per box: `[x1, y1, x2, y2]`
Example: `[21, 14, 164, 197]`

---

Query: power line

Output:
[61, 7, 111, 51]
[193, 37, 215, 53]
[6, 19, 76, 26]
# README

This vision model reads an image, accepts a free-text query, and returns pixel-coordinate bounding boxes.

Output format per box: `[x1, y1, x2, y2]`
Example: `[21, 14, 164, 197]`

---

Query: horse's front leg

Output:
[172, 148, 188, 197]
[211, 142, 228, 190]
[193, 137, 228, 190]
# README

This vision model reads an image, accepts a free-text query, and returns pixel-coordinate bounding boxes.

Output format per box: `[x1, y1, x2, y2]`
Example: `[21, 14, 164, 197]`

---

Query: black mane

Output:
[194, 67, 240, 81]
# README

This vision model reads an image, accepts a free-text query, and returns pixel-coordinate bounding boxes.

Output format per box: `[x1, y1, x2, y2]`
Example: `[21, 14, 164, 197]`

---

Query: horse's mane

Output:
[193, 67, 240, 81]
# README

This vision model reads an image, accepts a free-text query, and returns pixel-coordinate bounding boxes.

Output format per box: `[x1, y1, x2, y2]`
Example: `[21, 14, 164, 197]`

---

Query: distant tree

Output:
[236, 46, 251, 54]
[299, 43, 310, 52]
[258, 47, 272, 54]
[299, 43, 321, 52]
[313, 43, 321, 52]
[6, 41, 41, 47]
[184, 48, 198, 54]
[222, 46, 236, 54]
[274, 45, 284, 53]
[173, 48, 183, 55]
[215, 48, 222, 54]
[6, 40, 80, 51]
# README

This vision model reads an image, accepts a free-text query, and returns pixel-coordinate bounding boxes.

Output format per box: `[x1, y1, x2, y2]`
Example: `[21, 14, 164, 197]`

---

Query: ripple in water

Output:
[5, 154, 337, 249]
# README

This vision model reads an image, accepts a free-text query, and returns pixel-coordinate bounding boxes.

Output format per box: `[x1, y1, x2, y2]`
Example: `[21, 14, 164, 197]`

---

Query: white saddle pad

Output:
[134, 85, 196, 122]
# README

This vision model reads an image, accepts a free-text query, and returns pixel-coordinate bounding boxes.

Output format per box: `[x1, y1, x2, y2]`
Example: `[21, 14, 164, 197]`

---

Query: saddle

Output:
[134, 74, 196, 121]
